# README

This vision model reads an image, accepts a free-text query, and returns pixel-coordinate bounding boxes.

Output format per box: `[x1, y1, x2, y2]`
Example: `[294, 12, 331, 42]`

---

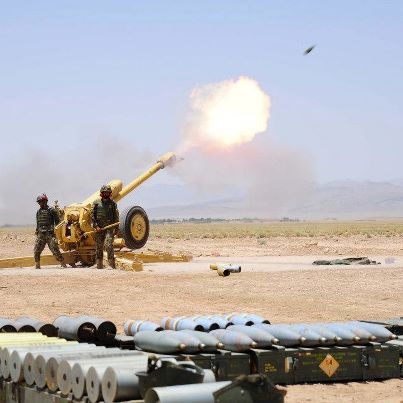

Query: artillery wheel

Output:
[120, 206, 150, 249]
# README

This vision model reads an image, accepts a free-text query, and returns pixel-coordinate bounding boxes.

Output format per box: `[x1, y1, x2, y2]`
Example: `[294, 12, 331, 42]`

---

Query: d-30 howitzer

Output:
[0, 152, 191, 271]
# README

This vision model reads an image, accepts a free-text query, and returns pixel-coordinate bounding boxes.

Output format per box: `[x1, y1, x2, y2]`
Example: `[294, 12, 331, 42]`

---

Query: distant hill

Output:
[3, 180, 403, 225]
[131, 180, 403, 220]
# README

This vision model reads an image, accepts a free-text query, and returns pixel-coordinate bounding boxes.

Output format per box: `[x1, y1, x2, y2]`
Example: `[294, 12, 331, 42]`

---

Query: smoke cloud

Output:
[0, 138, 155, 225]
[178, 76, 270, 153]
[172, 76, 315, 217]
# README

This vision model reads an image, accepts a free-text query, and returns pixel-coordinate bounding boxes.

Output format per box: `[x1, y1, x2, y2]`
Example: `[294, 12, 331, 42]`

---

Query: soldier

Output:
[91, 185, 119, 269]
[34, 194, 66, 269]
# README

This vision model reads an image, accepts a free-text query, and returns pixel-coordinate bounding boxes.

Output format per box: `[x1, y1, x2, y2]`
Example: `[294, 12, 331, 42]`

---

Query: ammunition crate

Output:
[250, 344, 400, 384]
[387, 336, 403, 376]
[0, 381, 72, 403]
[179, 350, 250, 381]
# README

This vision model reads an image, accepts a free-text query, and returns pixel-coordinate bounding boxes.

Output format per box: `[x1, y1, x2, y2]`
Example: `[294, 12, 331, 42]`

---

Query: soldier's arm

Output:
[51, 208, 60, 226]
[114, 202, 119, 223]
[35, 211, 39, 235]
[91, 203, 98, 227]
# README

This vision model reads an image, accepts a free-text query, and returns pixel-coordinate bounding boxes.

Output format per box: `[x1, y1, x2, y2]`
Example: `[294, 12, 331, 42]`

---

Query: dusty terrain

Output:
[0, 223, 402, 402]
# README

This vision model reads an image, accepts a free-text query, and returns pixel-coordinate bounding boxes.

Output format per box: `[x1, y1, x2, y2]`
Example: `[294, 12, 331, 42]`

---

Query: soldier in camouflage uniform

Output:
[91, 185, 119, 269]
[34, 194, 66, 269]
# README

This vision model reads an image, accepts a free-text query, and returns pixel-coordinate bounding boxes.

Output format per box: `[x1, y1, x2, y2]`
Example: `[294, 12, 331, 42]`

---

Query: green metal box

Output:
[180, 350, 250, 381]
[250, 344, 400, 384]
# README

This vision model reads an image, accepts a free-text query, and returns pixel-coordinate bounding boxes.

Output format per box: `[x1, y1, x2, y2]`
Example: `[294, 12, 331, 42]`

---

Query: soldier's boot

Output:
[96, 259, 104, 270]
[108, 258, 116, 270]
[35, 261, 41, 270]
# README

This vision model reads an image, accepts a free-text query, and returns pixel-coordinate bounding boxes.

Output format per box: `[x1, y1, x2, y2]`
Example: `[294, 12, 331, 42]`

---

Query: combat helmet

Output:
[100, 185, 112, 193]
[36, 194, 48, 203]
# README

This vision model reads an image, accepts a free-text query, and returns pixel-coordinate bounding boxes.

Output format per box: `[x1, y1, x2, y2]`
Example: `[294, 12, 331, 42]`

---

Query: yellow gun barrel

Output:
[114, 152, 176, 202]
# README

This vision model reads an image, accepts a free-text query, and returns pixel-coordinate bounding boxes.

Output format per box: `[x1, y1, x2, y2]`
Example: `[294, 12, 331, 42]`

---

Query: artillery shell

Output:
[124, 320, 163, 335]
[334, 322, 376, 342]
[181, 330, 224, 352]
[77, 316, 117, 342]
[134, 331, 187, 354]
[253, 324, 306, 346]
[15, 317, 58, 337]
[87, 356, 147, 403]
[210, 329, 257, 352]
[161, 317, 204, 332]
[350, 321, 398, 342]
[57, 352, 143, 396]
[164, 330, 205, 353]
[286, 325, 328, 346]
[7, 341, 76, 382]
[321, 323, 361, 345]
[227, 325, 279, 347]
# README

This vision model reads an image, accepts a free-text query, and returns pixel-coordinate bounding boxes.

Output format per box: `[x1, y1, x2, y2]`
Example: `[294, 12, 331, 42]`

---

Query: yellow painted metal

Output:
[0, 152, 195, 270]
[84, 221, 120, 236]
[114, 152, 176, 202]
[0, 252, 78, 269]
[130, 214, 147, 241]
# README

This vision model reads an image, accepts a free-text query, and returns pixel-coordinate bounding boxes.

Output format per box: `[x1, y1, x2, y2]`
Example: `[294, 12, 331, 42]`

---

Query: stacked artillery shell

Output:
[226, 325, 279, 348]
[253, 324, 306, 347]
[182, 330, 224, 352]
[42, 347, 129, 391]
[101, 367, 141, 403]
[224, 313, 270, 325]
[6, 340, 76, 381]
[285, 325, 328, 346]
[86, 354, 148, 403]
[144, 381, 232, 403]
[23, 344, 99, 386]
[352, 321, 398, 342]
[189, 316, 220, 331]
[210, 329, 257, 352]
[134, 330, 187, 353]
[161, 317, 204, 332]
[164, 330, 205, 353]
[0, 319, 17, 332]
[53, 315, 97, 342]
[0, 333, 68, 373]
[15, 317, 58, 337]
[77, 315, 117, 342]
[4, 342, 76, 382]
[208, 315, 232, 329]
[11, 322, 36, 332]
[333, 322, 377, 342]
[222, 314, 254, 326]
[58, 351, 145, 397]
[320, 323, 362, 345]
[299, 324, 342, 344]
[124, 320, 163, 335]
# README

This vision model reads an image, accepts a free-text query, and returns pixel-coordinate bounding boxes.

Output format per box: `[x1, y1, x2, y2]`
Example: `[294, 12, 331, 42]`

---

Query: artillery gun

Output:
[0, 152, 190, 271]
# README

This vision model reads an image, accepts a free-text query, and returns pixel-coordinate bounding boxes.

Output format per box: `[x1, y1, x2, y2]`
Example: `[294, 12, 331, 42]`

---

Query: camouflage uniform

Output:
[34, 206, 64, 268]
[91, 197, 119, 269]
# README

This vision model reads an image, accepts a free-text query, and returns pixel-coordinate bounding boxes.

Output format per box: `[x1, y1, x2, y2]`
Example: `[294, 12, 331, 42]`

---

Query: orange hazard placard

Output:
[319, 354, 340, 377]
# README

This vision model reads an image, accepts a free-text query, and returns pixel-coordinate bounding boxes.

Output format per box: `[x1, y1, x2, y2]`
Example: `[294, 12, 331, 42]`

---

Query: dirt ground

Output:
[0, 228, 402, 402]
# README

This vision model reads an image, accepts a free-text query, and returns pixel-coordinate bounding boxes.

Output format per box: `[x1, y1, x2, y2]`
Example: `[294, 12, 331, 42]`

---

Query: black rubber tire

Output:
[119, 206, 150, 249]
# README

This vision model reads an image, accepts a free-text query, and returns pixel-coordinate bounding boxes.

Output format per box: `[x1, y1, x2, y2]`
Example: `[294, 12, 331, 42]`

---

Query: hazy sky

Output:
[1, 1, 402, 183]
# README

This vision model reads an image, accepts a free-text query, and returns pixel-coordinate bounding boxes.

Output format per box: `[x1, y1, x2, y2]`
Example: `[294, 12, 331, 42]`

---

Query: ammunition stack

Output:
[0, 314, 401, 402]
